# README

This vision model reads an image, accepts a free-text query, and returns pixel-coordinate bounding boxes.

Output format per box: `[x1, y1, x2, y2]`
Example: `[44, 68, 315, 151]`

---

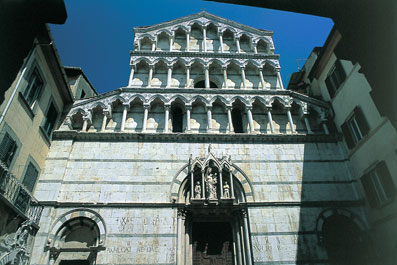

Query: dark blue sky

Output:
[50, 0, 333, 94]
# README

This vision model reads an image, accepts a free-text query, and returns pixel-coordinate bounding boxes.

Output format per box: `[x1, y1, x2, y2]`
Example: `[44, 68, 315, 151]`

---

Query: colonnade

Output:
[136, 25, 271, 55]
[129, 60, 282, 89]
[75, 100, 329, 135]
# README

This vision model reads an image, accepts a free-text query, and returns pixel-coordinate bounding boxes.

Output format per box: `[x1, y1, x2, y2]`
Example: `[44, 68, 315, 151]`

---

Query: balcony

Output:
[0, 162, 43, 226]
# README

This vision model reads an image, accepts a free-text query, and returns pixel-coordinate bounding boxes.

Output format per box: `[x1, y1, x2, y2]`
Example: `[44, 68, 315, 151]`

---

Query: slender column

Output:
[240, 67, 247, 88]
[242, 211, 253, 265]
[267, 108, 275, 134]
[219, 32, 224, 53]
[186, 106, 191, 132]
[277, 69, 284, 89]
[239, 219, 247, 265]
[322, 122, 330, 135]
[219, 168, 223, 198]
[185, 65, 190, 88]
[227, 107, 233, 133]
[177, 210, 183, 265]
[169, 35, 174, 52]
[128, 65, 135, 86]
[167, 65, 173, 88]
[147, 65, 153, 87]
[236, 37, 241, 53]
[253, 44, 258, 54]
[223, 67, 228, 89]
[120, 104, 129, 132]
[259, 68, 266, 89]
[82, 118, 88, 132]
[286, 108, 295, 133]
[246, 106, 254, 133]
[151, 42, 156, 51]
[201, 170, 205, 198]
[101, 113, 108, 132]
[233, 218, 243, 265]
[203, 26, 207, 52]
[229, 170, 235, 199]
[186, 31, 190, 51]
[142, 105, 149, 132]
[304, 116, 313, 134]
[204, 66, 210, 88]
[206, 106, 212, 131]
[190, 169, 194, 200]
[164, 105, 170, 133]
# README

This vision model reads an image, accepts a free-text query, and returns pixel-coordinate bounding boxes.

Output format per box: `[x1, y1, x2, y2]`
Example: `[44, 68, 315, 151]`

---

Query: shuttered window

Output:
[0, 132, 17, 167]
[361, 161, 396, 208]
[341, 106, 370, 149]
[22, 162, 39, 192]
[42, 103, 58, 136]
[23, 67, 44, 107]
[325, 60, 346, 98]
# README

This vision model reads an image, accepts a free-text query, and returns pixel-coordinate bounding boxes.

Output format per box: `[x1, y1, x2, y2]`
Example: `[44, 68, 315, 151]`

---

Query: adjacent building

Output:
[28, 12, 370, 265]
[0, 24, 95, 265]
[289, 27, 397, 264]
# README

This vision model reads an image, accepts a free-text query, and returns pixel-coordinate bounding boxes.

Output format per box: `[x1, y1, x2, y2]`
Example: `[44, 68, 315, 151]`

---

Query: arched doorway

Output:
[175, 147, 253, 265]
[318, 210, 370, 265]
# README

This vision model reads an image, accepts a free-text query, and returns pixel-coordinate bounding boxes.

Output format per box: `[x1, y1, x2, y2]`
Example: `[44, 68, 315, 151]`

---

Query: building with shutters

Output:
[27, 12, 373, 265]
[288, 27, 397, 265]
[0, 25, 96, 265]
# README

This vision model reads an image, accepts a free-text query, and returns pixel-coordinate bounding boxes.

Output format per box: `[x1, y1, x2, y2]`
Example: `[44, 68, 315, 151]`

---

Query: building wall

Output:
[305, 52, 397, 264]
[31, 139, 365, 264]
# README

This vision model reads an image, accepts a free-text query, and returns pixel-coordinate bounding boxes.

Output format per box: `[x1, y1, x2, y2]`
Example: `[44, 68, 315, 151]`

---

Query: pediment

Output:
[134, 11, 273, 41]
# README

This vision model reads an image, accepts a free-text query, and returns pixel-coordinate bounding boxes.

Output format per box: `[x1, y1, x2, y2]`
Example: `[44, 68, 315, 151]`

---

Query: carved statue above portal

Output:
[205, 167, 218, 199]
[223, 181, 230, 198]
[194, 181, 201, 199]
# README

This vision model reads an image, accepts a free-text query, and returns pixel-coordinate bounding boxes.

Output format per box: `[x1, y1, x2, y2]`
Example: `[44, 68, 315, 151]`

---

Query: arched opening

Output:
[174, 28, 186, 51]
[140, 37, 152, 51]
[172, 106, 184, 133]
[152, 60, 167, 87]
[206, 23, 219, 52]
[89, 105, 105, 132]
[322, 214, 369, 265]
[175, 152, 252, 265]
[157, 32, 170, 51]
[239, 34, 251, 53]
[190, 23, 203, 52]
[257, 39, 268, 54]
[71, 112, 84, 131]
[231, 108, 244, 133]
[222, 29, 236, 53]
[52, 217, 101, 265]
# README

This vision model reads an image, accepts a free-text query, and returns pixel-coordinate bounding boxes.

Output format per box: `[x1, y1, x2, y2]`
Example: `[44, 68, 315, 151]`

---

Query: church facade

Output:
[30, 12, 370, 265]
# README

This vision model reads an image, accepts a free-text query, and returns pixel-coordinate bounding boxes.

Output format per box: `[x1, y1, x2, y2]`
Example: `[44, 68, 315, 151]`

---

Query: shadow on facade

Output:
[295, 142, 372, 264]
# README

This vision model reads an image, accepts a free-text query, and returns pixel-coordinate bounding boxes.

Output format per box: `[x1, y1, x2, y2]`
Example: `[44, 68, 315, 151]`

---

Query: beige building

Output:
[0, 25, 95, 265]
[289, 27, 397, 264]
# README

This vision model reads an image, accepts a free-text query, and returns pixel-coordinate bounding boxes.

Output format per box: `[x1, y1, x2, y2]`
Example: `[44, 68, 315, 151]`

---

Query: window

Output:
[23, 67, 44, 107]
[325, 60, 346, 98]
[80, 89, 86, 99]
[232, 108, 244, 133]
[361, 161, 396, 207]
[42, 103, 59, 136]
[22, 162, 39, 192]
[341, 106, 369, 149]
[0, 132, 17, 167]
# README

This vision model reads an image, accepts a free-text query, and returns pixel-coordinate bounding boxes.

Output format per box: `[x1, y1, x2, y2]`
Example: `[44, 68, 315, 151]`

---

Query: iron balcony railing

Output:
[0, 162, 43, 226]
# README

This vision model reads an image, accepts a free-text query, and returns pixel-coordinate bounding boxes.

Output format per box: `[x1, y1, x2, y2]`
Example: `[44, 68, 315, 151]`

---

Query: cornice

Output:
[53, 130, 341, 143]
[129, 50, 279, 60]
[134, 11, 273, 36]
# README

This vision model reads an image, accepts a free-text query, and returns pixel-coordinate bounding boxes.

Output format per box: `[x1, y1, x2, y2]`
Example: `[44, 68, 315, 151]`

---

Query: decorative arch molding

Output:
[47, 208, 107, 248]
[169, 146, 255, 203]
[315, 208, 367, 246]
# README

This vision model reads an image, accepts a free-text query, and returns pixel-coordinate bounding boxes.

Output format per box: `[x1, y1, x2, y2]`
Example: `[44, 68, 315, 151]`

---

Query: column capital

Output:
[167, 64, 174, 69]
[222, 65, 228, 70]
[205, 105, 212, 110]
[164, 104, 171, 111]
[218, 30, 223, 36]
[186, 64, 191, 69]
[143, 104, 151, 110]
[204, 65, 210, 70]
[122, 103, 130, 109]
[185, 105, 192, 110]
[265, 106, 272, 111]
[149, 64, 155, 69]
[245, 105, 253, 111]
[226, 105, 233, 110]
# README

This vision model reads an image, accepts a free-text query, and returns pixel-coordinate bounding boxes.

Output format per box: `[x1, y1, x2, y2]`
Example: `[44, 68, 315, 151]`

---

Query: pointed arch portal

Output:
[170, 145, 254, 265]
